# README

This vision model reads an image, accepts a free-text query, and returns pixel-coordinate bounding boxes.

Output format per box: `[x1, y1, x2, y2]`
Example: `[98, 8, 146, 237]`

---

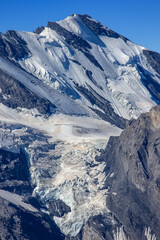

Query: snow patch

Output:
[0, 190, 38, 212]
[145, 227, 157, 240]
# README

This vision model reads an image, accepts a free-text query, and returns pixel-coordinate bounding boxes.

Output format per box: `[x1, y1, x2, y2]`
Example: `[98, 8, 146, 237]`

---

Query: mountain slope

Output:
[17, 14, 160, 121]
[0, 14, 160, 239]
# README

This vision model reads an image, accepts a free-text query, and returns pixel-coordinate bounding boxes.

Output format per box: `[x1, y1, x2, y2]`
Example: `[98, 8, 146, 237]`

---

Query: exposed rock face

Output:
[96, 105, 160, 239]
[0, 197, 64, 240]
[75, 83, 126, 129]
[0, 69, 56, 115]
[78, 14, 128, 42]
[0, 147, 32, 194]
[143, 49, 160, 76]
[0, 30, 30, 60]
[137, 64, 160, 103]
[49, 199, 71, 217]
[34, 26, 45, 34]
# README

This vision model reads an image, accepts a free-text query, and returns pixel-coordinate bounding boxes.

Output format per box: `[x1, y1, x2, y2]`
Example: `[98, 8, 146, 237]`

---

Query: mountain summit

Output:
[0, 14, 160, 239]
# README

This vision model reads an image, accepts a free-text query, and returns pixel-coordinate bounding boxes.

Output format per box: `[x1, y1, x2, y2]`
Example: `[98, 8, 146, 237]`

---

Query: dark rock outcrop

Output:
[85, 69, 102, 89]
[78, 14, 128, 42]
[97, 105, 160, 239]
[0, 197, 64, 240]
[143, 49, 160, 76]
[75, 83, 126, 129]
[0, 69, 56, 115]
[34, 26, 45, 34]
[138, 64, 160, 103]
[0, 148, 32, 195]
[49, 199, 71, 217]
[0, 31, 30, 60]
[23, 195, 45, 210]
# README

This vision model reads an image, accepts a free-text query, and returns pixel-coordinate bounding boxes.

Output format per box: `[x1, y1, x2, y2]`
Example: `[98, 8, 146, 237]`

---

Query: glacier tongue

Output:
[27, 117, 121, 236]
[0, 104, 121, 236]
[35, 139, 109, 236]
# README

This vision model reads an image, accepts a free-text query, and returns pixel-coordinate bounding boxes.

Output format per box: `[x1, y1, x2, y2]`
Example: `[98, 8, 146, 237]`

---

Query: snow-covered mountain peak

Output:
[15, 15, 159, 122]
[1, 14, 160, 125]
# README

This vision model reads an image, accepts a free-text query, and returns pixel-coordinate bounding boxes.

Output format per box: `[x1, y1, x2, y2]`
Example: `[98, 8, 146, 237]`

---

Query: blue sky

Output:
[0, 0, 160, 53]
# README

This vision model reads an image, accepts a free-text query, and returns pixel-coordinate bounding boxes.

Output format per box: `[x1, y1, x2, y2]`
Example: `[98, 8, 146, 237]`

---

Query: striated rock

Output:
[0, 30, 30, 60]
[78, 14, 128, 42]
[34, 26, 45, 34]
[0, 196, 64, 240]
[49, 199, 71, 217]
[97, 105, 160, 239]
[143, 49, 160, 76]
[0, 69, 56, 115]
[0, 147, 32, 194]
[137, 64, 160, 103]
[75, 83, 126, 129]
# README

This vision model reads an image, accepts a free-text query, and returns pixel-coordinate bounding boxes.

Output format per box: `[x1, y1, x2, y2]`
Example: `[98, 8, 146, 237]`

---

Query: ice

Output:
[113, 227, 128, 240]
[145, 227, 157, 240]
